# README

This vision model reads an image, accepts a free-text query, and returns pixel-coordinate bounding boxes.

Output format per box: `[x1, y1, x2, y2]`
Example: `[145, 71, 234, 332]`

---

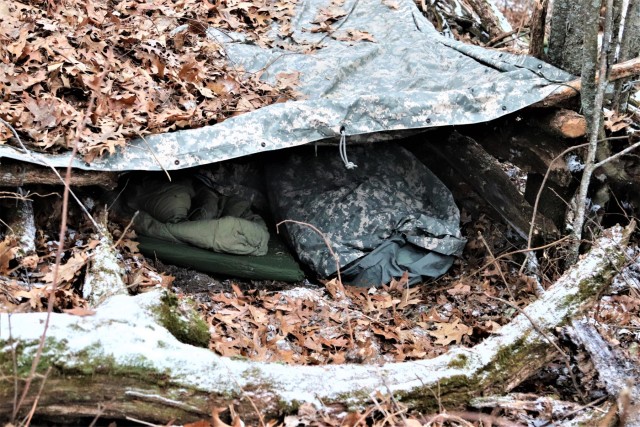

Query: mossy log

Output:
[0, 225, 632, 424]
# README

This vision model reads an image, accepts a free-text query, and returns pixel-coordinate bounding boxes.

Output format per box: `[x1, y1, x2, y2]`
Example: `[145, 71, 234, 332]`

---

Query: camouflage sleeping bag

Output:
[124, 177, 269, 256]
[266, 144, 467, 287]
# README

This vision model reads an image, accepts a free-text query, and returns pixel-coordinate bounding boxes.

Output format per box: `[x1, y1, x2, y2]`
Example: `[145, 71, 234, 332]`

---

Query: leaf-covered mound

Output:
[0, 0, 298, 161]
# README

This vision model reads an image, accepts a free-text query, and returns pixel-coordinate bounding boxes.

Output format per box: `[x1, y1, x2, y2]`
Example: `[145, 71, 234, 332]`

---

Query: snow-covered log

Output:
[567, 318, 640, 425]
[0, 225, 633, 424]
[83, 225, 128, 306]
[0, 188, 37, 260]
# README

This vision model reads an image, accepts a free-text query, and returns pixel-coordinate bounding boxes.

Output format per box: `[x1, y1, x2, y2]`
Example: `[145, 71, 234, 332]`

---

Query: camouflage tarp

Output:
[266, 145, 467, 286]
[0, 0, 573, 171]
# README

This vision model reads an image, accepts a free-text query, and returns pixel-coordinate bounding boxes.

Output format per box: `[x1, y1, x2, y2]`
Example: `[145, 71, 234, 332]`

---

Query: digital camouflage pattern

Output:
[0, 0, 573, 171]
[265, 145, 467, 286]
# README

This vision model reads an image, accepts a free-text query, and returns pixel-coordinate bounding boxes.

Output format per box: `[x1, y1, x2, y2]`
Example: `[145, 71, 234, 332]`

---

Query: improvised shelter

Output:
[0, 0, 574, 285]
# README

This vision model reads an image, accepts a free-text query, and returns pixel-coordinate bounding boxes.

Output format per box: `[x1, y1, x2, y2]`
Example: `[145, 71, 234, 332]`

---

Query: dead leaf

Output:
[23, 94, 59, 128]
[382, 0, 399, 9]
[447, 282, 471, 296]
[184, 421, 211, 427]
[334, 29, 375, 43]
[604, 110, 632, 132]
[43, 252, 88, 284]
[119, 239, 139, 253]
[429, 318, 471, 346]
[63, 307, 97, 317]
[0, 237, 18, 274]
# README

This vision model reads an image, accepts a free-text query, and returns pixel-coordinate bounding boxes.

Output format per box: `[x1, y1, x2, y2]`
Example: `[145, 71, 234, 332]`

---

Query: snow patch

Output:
[565, 154, 584, 172]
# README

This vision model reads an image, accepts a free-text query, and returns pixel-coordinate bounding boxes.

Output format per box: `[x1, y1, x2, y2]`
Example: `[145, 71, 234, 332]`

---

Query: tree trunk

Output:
[528, 0, 549, 59]
[0, 224, 631, 424]
[613, 0, 640, 112]
[547, 0, 588, 75]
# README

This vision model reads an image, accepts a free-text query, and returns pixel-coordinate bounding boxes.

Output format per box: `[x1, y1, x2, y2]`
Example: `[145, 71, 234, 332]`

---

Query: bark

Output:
[465, 0, 513, 39]
[613, 0, 640, 112]
[471, 394, 609, 424]
[547, 0, 588, 75]
[471, 119, 574, 187]
[82, 225, 129, 306]
[566, 319, 640, 425]
[528, 0, 548, 59]
[581, 0, 602, 132]
[410, 132, 559, 241]
[3, 192, 36, 260]
[0, 162, 118, 190]
[570, 0, 614, 258]
[0, 224, 631, 424]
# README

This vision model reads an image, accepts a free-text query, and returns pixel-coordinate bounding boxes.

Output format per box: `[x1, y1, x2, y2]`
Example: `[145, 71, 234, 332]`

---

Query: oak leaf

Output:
[429, 318, 471, 346]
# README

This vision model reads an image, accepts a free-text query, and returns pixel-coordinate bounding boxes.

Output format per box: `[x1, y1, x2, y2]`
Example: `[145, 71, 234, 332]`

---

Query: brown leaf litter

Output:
[0, 0, 301, 161]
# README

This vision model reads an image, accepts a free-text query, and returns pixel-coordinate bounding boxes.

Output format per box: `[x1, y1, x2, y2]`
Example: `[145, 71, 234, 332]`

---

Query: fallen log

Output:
[566, 318, 640, 426]
[83, 225, 129, 306]
[410, 132, 559, 240]
[527, 109, 587, 139]
[535, 57, 640, 108]
[471, 393, 610, 425]
[2, 191, 37, 265]
[0, 224, 632, 424]
[0, 162, 118, 190]
[465, 0, 512, 39]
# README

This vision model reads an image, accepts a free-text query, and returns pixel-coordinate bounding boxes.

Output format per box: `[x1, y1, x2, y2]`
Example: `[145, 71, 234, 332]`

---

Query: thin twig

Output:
[87, 404, 106, 427]
[276, 220, 343, 287]
[217, 358, 267, 427]
[137, 133, 172, 182]
[570, 0, 615, 258]
[472, 235, 572, 277]
[538, 395, 608, 427]
[22, 367, 52, 427]
[112, 211, 139, 249]
[313, 0, 361, 49]
[276, 219, 355, 346]
[382, 380, 409, 424]
[125, 416, 163, 427]
[478, 231, 515, 300]
[0, 118, 100, 231]
[425, 412, 475, 427]
[10, 75, 103, 418]
[593, 137, 640, 169]
[525, 142, 590, 253]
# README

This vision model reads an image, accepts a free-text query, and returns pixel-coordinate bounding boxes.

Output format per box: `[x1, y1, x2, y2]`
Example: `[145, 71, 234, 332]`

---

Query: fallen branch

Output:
[0, 224, 632, 424]
[527, 109, 587, 139]
[534, 57, 640, 108]
[567, 318, 640, 426]
[3, 191, 37, 264]
[0, 163, 118, 190]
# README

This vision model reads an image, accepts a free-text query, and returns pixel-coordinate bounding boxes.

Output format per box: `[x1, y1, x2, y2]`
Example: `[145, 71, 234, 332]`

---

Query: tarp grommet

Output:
[261, 142, 266, 147]
[174, 160, 180, 165]
[502, 106, 507, 111]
